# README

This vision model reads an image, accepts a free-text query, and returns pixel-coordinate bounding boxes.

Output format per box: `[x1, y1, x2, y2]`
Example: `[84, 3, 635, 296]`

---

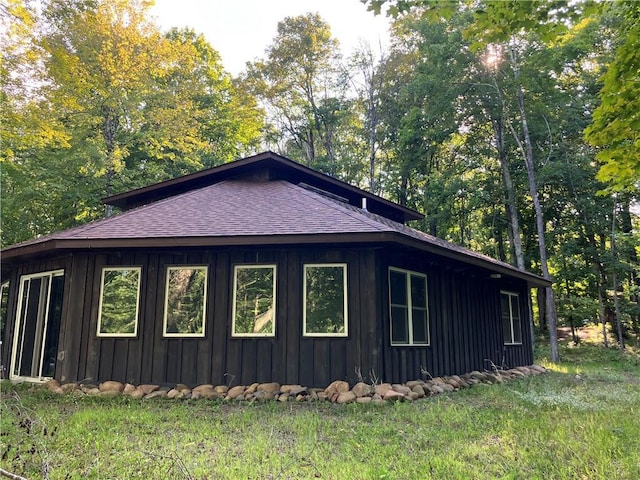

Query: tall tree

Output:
[584, 1, 640, 193]
[1, 0, 263, 245]
[244, 13, 346, 173]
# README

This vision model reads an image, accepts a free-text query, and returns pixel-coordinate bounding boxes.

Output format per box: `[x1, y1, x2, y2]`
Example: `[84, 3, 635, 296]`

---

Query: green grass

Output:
[2, 343, 640, 479]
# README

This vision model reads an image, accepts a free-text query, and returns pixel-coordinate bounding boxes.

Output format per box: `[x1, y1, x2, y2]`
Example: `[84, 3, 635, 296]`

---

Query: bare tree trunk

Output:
[598, 281, 609, 348]
[611, 199, 625, 350]
[508, 45, 559, 362]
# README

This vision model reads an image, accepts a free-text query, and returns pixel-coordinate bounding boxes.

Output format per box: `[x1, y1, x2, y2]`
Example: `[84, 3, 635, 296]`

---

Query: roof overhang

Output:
[1, 232, 550, 288]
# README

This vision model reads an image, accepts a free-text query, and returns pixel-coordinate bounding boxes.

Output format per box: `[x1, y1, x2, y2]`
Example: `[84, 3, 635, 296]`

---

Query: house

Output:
[0, 152, 549, 387]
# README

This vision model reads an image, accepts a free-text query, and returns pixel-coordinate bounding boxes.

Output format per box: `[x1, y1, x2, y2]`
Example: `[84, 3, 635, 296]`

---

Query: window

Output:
[97, 267, 141, 337]
[163, 266, 207, 337]
[303, 264, 348, 337]
[1, 281, 9, 340]
[501, 291, 522, 345]
[232, 265, 276, 337]
[389, 267, 429, 346]
[11, 271, 64, 380]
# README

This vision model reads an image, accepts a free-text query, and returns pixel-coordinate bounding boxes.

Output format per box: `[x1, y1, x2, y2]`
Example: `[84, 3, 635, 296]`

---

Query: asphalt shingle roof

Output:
[3, 179, 549, 286]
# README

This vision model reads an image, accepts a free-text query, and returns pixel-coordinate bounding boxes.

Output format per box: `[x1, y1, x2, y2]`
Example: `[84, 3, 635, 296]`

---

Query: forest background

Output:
[1, 0, 638, 352]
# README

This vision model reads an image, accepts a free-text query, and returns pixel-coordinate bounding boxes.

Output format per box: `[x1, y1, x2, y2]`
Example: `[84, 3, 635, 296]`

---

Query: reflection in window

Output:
[501, 291, 522, 344]
[304, 264, 347, 336]
[1, 281, 9, 342]
[389, 267, 429, 346]
[97, 267, 141, 337]
[232, 265, 276, 336]
[164, 266, 207, 337]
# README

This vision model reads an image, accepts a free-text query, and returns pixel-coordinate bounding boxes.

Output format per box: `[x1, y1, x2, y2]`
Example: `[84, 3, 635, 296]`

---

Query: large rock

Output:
[411, 384, 426, 398]
[129, 389, 145, 399]
[351, 382, 372, 398]
[45, 379, 61, 391]
[391, 384, 412, 395]
[192, 384, 214, 394]
[257, 382, 280, 395]
[99, 381, 124, 393]
[138, 384, 161, 395]
[166, 389, 180, 399]
[123, 383, 137, 394]
[281, 384, 304, 394]
[383, 390, 405, 402]
[336, 391, 356, 404]
[253, 390, 275, 401]
[144, 390, 168, 400]
[226, 385, 246, 399]
[97, 390, 121, 398]
[325, 380, 349, 395]
[61, 383, 79, 394]
[214, 385, 229, 395]
[374, 383, 392, 397]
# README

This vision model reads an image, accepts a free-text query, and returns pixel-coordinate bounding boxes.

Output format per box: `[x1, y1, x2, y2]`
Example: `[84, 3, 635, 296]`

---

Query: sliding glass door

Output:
[11, 270, 64, 381]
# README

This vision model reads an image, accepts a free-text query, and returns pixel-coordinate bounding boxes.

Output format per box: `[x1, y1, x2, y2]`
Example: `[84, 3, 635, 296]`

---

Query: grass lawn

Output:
[2, 339, 639, 479]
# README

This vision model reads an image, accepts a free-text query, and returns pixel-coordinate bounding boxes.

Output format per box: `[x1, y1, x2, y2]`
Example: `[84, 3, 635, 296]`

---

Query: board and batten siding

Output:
[46, 247, 381, 387]
[379, 249, 533, 383]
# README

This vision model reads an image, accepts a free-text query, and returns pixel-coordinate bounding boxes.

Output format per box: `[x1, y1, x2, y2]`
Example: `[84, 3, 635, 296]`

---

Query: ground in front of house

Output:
[1, 331, 639, 479]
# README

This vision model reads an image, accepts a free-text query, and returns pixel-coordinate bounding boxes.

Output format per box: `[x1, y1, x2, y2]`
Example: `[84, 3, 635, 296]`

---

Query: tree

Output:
[244, 13, 347, 173]
[584, 1, 640, 193]
[1, 0, 263, 245]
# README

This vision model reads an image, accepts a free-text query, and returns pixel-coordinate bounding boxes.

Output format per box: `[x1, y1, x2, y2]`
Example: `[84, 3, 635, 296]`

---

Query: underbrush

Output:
[1, 344, 639, 479]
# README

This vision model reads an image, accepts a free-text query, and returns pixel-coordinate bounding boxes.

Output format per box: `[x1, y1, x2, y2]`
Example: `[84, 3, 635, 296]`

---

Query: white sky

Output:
[150, 0, 390, 76]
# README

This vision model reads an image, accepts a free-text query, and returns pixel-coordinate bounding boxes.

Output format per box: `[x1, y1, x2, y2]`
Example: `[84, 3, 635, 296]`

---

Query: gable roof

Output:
[2, 164, 550, 287]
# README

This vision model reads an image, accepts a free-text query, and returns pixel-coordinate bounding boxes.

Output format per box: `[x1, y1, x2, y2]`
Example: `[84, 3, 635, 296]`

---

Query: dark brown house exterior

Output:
[0, 152, 549, 387]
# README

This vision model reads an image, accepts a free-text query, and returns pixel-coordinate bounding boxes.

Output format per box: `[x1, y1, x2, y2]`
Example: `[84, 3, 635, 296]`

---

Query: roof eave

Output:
[2, 232, 550, 287]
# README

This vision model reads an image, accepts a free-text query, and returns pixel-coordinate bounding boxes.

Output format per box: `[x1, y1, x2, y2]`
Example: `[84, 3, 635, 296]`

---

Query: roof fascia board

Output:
[2, 232, 549, 287]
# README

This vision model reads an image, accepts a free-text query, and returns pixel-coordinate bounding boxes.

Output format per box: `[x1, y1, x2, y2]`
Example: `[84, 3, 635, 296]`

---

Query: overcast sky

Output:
[150, 0, 390, 75]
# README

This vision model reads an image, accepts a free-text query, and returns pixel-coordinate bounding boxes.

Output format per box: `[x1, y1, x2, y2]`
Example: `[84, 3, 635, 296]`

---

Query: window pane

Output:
[411, 308, 429, 344]
[233, 266, 275, 335]
[389, 270, 407, 306]
[410, 275, 427, 308]
[99, 268, 140, 335]
[391, 306, 408, 344]
[165, 267, 207, 335]
[304, 265, 347, 335]
[511, 295, 522, 343]
[501, 292, 522, 344]
[0, 282, 9, 336]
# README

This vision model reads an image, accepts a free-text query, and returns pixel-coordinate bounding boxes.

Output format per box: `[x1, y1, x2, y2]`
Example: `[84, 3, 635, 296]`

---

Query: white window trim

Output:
[501, 290, 522, 345]
[389, 267, 430, 346]
[97, 267, 142, 338]
[303, 263, 348, 338]
[163, 266, 208, 338]
[10, 270, 64, 382]
[231, 264, 277, 337]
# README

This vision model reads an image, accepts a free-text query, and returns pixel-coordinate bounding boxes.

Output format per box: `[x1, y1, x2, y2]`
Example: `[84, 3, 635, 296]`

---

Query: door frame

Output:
[10, 269, 65, 382]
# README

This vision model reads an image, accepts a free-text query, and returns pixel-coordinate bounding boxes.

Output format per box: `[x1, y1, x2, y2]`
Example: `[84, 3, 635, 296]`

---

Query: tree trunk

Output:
[611, 199, 625, 350]
[508, 45, 559, 362]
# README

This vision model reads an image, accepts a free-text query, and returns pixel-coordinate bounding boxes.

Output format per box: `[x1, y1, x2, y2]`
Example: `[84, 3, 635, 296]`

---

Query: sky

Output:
[149, 0, 391, 76]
